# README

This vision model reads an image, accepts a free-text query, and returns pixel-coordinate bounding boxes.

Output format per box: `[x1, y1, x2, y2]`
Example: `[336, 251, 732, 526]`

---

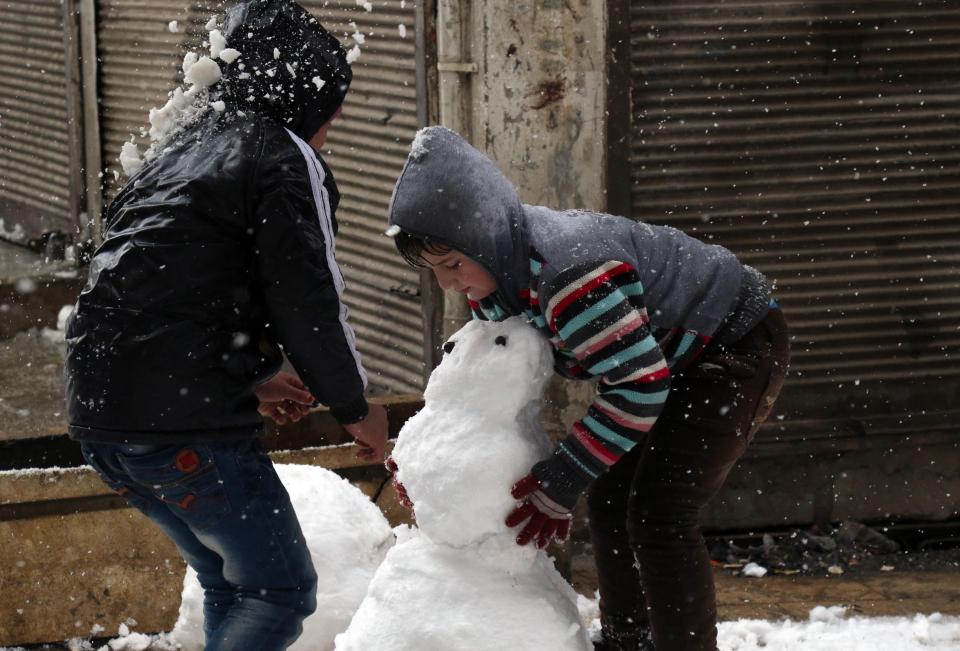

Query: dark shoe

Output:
[593, 630, 655, 651]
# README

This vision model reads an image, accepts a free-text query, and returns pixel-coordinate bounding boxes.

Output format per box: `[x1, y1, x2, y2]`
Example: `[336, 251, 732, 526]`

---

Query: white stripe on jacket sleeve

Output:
[285, 128, 368, 388]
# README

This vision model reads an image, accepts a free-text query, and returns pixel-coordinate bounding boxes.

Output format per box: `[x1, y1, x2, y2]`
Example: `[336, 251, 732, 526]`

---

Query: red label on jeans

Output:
[175, 448, 200, 473]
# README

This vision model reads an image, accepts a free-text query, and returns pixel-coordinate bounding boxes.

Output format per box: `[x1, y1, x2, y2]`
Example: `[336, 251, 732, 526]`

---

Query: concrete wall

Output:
[466, 0, 608, 437]
[0, 445, 412, 647]
[0, 468, 185, 646]
[470, 0, 607, 212]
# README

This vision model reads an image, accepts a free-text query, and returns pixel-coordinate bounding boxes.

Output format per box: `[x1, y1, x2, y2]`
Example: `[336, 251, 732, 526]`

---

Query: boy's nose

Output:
[434, 269, 460, 292]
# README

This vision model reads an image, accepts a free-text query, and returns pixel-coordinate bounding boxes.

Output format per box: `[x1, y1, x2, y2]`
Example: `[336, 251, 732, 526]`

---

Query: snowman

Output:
[169, 464, 395, 651]
[335, 316, 592, 651]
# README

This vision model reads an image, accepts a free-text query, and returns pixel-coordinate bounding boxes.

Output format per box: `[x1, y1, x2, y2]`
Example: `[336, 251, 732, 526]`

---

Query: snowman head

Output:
[394, 316, 555, 547]
[424, 317, 553, 421]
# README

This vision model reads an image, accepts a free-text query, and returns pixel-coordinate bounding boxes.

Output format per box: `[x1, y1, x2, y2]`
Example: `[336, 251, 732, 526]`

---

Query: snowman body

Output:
[336, 317, 591, 651]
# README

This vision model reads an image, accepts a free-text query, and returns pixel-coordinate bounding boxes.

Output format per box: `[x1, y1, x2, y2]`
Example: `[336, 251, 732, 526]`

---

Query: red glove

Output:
[505, 474, 572, 549]
[384, 456, 413, 511]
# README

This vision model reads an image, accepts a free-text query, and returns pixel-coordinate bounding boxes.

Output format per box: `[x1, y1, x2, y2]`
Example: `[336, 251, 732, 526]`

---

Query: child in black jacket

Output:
[65, 2, 386, 648]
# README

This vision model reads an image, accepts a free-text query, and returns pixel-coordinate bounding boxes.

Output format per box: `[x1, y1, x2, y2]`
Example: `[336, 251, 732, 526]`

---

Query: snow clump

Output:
[208, 29, 227, 59]
[120, 16, 237, 177]
[119, 140, 143, 176]
[408, 127, 431, 161]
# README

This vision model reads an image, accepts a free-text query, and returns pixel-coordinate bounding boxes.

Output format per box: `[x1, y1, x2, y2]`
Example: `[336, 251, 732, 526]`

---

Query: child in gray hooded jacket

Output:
[387, 127, 790, 651]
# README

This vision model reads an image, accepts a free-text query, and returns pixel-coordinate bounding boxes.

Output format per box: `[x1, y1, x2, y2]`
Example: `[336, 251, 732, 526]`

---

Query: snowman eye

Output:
[494, 336, 507, 346]
[442, 340, 456, 354]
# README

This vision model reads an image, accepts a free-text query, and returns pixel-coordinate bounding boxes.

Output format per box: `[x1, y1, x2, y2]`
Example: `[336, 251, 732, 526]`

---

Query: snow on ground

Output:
[579, 600, 960, 651]
[20, 587, 960, 650]
[579, 598, 960, 650]
[2, 461, 959, 650]
[715, 607, 960, 650]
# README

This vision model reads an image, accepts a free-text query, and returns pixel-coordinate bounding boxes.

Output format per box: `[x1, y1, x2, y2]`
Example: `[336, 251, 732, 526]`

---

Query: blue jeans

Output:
[80, 438, 317, 651]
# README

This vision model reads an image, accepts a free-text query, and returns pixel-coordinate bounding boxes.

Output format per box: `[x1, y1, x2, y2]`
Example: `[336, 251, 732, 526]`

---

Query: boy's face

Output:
[308, 107, 343, 151]
[421, 249, 497, 301]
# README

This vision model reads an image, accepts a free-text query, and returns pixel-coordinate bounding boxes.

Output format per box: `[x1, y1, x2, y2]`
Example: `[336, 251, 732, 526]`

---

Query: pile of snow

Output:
[29, 602, 960, 651]
[336, 317, 591, 650]
[716, 606, 960, 651]
[168, 464, 394, 651]
[576, 598, 960, 651]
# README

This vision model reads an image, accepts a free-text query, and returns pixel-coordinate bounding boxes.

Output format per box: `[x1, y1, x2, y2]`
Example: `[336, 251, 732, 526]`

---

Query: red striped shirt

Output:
[548, 262, 634, 329]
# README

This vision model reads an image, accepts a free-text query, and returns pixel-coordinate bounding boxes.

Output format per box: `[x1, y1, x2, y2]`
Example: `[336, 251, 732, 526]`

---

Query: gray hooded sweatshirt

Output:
[388, 126, 770, 507]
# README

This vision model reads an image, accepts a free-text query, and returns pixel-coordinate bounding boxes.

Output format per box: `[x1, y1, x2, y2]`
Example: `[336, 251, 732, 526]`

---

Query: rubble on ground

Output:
[710, 521, 907, 577]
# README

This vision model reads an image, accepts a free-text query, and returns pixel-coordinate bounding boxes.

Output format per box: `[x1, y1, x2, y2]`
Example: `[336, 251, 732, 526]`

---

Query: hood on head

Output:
[387, 126, 530, 313]
[217, 0, 351, 140]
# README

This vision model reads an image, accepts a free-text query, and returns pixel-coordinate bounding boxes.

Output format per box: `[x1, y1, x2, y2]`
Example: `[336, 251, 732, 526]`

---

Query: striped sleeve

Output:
[531, 260, 671, 508]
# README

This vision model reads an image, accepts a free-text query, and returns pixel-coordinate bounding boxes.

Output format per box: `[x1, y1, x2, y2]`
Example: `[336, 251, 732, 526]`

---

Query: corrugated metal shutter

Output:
[628, 2, 960, 429]
[96, 0, 425, 394]
[0, 0, 76, 241]
[301, 1, 425, 394]
[97, 0, 217, 198]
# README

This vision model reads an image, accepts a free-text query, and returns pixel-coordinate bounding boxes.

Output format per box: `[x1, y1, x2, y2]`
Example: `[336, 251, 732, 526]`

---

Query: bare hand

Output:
[343, 403, 388, 462]
[256, 371, 314, 425]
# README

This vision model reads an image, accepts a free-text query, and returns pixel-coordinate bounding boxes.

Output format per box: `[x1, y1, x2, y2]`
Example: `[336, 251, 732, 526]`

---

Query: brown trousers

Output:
[586, 308, 790, 651]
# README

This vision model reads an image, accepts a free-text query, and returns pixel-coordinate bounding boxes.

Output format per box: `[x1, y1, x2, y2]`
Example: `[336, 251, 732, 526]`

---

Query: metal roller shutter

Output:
[627, 2, 960, 432]
[96, 0, 425, 394]
[0, 0, 77, 241]
[97, 0, 217, 198]
[301, 0, 425, 394]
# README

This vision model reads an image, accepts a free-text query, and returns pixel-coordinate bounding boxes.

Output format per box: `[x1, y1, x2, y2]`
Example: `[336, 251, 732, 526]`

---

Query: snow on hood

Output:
[387, 126, 531, 314]
[122, 0, 352, 176]
[217, 0, 352, 140]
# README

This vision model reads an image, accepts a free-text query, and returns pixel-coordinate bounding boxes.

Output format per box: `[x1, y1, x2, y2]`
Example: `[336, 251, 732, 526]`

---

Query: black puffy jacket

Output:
[65, 0, 368, 443]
